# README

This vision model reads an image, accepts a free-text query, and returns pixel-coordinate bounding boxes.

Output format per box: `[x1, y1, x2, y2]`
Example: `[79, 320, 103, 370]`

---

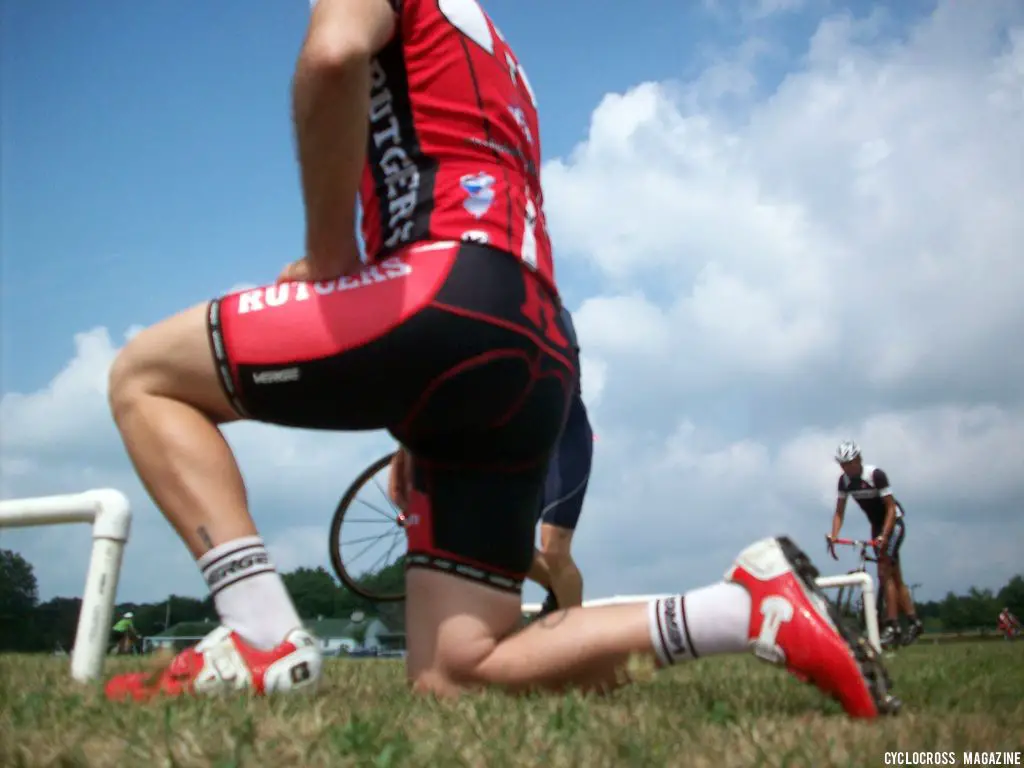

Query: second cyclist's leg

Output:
[892, 562, 921, 643]
[889, 523, 922, 642]
[876, 554, 901, 647]
[539, 523, 583, 609]
[527, 550, 554, 592]
[536, 391, 591, 612]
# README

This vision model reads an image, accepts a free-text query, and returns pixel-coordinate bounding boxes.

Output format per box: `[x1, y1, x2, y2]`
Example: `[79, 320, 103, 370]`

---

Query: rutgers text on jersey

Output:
[362, 0, 556, 294]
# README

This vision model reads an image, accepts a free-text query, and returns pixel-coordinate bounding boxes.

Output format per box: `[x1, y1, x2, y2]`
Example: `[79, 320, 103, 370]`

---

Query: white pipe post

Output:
[70, 489, 132, 682]
[814, 572, 881, 654]
[0, 489, 132, 682]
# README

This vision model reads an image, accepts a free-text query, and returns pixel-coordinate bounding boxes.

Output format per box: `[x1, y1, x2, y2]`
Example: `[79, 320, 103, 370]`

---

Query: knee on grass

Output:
[408, 625, 562, 696]
[407, 632, 504, 697]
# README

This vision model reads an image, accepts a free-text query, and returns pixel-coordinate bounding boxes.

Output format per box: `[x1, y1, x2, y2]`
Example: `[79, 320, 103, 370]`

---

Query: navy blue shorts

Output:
[537, 388, 593, 531]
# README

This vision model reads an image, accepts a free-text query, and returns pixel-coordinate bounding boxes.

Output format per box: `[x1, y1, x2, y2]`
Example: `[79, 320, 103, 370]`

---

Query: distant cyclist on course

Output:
[828, 441, 923, 647]
[998, 607, 1020, 639]
[101, 0, 896, 718]
[110, 611, 137, 655]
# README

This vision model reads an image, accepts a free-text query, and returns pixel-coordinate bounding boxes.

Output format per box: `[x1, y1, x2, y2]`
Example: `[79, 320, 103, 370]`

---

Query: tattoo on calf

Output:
[197, 526, 215, 550]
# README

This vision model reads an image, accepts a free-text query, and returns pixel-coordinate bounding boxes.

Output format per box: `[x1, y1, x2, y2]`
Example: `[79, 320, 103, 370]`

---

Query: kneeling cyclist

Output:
[101, 0, 898, 719]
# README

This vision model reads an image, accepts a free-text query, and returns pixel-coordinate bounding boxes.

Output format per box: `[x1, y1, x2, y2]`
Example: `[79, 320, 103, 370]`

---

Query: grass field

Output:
[2, 642, 1022, 767]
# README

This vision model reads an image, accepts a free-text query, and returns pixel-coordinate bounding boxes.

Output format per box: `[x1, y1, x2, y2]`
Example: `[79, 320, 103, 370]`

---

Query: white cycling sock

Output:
[648, 582, 752, 666]
[198, 536, 302, 651]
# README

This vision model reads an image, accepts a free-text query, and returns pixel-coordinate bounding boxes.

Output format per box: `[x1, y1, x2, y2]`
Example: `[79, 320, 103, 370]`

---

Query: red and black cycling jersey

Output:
[837, 465, 904, 530]
[360, 0, 556, 296]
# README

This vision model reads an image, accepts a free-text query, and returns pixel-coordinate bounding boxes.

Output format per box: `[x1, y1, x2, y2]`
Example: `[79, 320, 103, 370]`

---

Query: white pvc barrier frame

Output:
[0, 489, 132, 682]
[522, 572, 881, 655]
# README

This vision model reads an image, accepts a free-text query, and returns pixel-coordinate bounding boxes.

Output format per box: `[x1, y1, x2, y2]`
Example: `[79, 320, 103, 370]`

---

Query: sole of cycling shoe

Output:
[777, 535, 902, 717]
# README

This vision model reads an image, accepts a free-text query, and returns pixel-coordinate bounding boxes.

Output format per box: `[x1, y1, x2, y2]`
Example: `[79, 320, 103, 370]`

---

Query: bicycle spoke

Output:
[380, 529, 404, 571]
[341, 533, 396, 548]
[340, 518, 396, 524]
[356, 497, 397, 522]
[365, 545, 393, 576]
[371, 476, 400, 514]
[346, 532, 390, 567]
[331, 452, 408, 601]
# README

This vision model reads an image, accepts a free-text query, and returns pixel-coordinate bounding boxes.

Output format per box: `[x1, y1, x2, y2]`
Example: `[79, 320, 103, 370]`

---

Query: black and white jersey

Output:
[837, 465, 904, 530]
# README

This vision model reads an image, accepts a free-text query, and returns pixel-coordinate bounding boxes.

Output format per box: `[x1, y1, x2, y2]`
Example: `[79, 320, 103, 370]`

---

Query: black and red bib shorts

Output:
[206, 241, 577, 593]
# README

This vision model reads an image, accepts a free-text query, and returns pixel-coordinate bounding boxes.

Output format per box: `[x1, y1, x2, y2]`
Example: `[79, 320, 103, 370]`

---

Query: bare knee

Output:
[107, 342, 149, 423]
[408, 636, 500, 695]
[405, 568, 526, 693]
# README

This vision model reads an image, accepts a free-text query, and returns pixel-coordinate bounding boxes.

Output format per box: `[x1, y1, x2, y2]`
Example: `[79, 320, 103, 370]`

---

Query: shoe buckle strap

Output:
[751, 595, 795, 664]
[196, 637, 252, 693]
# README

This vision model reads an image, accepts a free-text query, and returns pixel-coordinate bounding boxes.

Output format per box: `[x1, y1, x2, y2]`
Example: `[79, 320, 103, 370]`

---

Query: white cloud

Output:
[548, 0, 1024, 402]
[3, 0, 1023, 607]
[0, 327, 395, 601]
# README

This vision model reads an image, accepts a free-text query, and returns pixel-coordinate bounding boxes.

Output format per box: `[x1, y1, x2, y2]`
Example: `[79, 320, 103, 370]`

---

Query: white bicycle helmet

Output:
[124, 611, 134, 618]
[834, 440, 861, 463]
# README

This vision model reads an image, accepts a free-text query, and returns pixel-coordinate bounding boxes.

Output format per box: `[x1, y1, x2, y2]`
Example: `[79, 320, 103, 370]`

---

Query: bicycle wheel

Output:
[328, 451, 408, 602]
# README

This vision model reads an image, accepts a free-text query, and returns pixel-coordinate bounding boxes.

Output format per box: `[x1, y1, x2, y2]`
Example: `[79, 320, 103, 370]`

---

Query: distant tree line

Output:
[1, 547, 1022, 652]
[0, 548, 404, 653]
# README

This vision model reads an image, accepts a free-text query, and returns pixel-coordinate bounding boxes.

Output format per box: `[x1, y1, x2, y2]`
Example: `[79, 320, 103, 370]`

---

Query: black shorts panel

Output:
[208, 241, 577, 591]
[872, 517, 906, 562]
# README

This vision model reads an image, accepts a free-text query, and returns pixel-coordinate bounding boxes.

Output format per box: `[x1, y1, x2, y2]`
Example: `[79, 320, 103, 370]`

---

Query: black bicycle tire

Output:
[328, 450, 407, 603]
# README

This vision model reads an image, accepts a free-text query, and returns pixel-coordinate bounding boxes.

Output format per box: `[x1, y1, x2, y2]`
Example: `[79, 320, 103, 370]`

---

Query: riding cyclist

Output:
[827, 441, 923, 647]
[998, 607, 1020, 639]
[111, 611, 137, 655]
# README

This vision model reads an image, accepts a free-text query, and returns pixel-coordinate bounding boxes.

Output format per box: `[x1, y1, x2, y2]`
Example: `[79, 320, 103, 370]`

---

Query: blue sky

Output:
[0, 0, 935, 393]
[0, 0, 705, 390]
[3, 0, 1023, 606]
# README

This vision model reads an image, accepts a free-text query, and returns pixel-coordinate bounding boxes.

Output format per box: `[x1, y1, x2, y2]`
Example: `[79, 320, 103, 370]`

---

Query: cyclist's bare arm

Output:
[295, 0, 397, 272]
[830, 495, 847, 539]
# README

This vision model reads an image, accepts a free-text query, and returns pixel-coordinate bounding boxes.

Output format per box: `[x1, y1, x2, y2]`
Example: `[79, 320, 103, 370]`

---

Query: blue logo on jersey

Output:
[460, 172, 496, 219]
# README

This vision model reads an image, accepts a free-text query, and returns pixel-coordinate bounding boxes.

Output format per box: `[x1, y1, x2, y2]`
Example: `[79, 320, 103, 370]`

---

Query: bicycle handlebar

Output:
[829, 537, 876, 547]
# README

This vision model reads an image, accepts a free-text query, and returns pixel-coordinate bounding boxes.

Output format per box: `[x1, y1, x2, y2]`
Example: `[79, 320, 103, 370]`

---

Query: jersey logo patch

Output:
[460, 172, 496, 218]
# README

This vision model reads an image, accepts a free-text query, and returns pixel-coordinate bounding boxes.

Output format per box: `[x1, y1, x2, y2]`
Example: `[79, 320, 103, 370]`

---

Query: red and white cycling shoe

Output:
[104, 625, 323, 702]
[727, 536, 901, 719]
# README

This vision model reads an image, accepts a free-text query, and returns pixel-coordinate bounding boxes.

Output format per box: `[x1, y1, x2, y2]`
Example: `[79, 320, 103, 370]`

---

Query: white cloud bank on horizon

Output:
[2, 0, 1022, 606]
